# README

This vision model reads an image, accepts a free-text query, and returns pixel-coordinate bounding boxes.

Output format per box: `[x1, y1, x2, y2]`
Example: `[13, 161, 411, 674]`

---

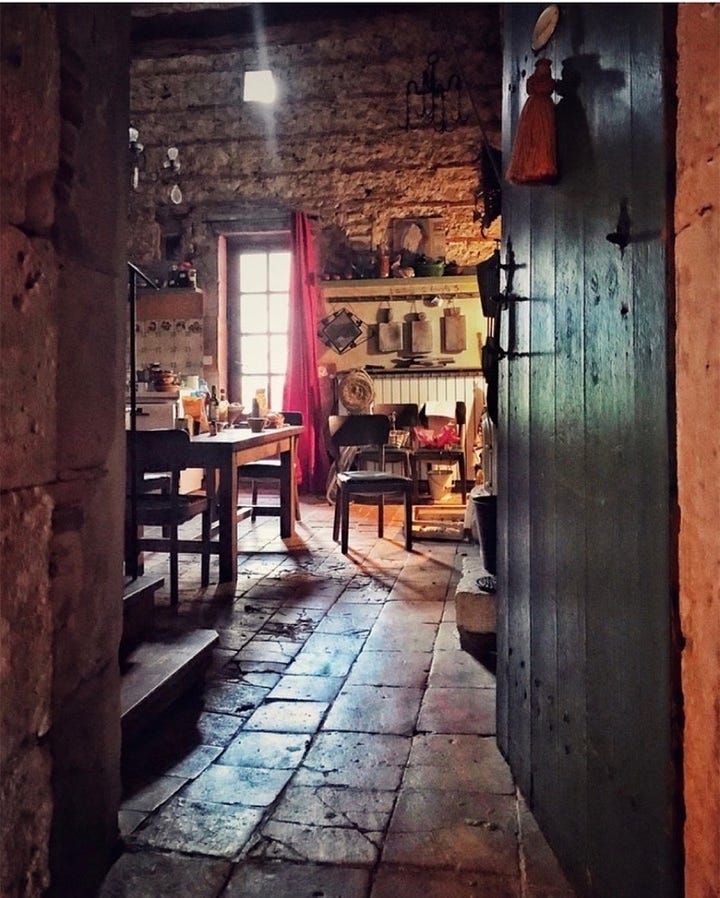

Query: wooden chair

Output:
[411, 400, 468, 503]
[237, 411, 303, 523]
[126, 429, 211, 605]
[354, 403, 419, 477]
[329, 414, 413, 554]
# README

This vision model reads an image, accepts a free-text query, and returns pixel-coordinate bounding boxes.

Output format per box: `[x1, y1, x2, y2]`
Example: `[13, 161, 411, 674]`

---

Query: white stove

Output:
[125, 391, 180, 430]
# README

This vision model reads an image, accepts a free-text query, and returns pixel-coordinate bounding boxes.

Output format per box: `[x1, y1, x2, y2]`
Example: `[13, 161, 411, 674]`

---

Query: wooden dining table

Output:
[187, 424, 303, 582]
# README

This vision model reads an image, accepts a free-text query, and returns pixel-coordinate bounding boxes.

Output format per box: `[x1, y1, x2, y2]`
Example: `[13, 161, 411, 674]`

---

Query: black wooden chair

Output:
[126, 429, 211, 605]
[237, 411, 303, 523]
[411, 400, 468, 503]
[329, 414, 413, 554]
[354, 402, 419, 477]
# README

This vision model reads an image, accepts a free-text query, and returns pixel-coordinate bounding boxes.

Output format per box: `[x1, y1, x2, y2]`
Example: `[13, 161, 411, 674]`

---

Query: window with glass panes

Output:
[227, 240, 291, 411]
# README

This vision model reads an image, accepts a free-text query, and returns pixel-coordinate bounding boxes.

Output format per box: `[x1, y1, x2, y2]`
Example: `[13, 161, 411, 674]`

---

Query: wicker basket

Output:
[388, 429, 409, 448]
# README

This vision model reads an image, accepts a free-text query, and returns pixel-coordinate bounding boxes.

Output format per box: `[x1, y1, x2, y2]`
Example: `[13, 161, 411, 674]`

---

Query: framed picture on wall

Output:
[391, 217, 446, 266]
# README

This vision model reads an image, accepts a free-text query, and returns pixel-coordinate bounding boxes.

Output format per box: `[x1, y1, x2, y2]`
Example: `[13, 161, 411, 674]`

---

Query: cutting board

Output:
[441, 313, 467, 353]
[377, 321, 403, 352]
[409, 316, 433, 354]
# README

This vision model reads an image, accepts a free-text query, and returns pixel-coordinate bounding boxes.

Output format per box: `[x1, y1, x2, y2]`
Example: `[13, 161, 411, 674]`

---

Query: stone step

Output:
[120, 628, 218, 744]
[121, 575, 164, 656]
[455, 554, 497, 673]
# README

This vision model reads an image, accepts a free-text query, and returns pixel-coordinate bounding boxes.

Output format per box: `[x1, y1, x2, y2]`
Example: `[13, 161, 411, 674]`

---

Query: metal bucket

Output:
[472, 494, 497, 575]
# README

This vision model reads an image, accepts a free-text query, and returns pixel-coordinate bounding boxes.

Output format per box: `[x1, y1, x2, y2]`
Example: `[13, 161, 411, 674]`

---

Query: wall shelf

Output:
[320, 275, 479, 302]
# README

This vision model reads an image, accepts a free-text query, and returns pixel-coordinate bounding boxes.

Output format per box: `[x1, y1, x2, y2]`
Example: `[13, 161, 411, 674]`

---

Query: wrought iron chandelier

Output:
[405, 52, 467, 134]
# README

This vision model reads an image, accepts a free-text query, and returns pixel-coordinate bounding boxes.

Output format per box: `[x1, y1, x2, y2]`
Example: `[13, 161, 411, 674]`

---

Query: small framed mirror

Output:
[318, 308, 365, 354]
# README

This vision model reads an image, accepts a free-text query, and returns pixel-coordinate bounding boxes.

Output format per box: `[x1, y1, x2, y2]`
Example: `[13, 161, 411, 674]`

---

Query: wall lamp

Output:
[129, 125, 144, 190]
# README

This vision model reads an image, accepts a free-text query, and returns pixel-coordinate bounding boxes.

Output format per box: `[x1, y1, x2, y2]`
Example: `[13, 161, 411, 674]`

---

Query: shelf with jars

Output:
[320, 275, 479, 302]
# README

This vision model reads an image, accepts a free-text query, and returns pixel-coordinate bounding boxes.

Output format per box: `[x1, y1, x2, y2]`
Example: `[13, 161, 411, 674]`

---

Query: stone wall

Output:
[675, 6, 720, 898]
[0, 6, 129, 897]
[128, 6, 502, 386]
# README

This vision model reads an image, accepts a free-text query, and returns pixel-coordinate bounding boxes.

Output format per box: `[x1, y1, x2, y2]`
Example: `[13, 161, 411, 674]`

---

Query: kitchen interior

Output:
[2, 5, 717, 898]
[126, 1, 503, 513]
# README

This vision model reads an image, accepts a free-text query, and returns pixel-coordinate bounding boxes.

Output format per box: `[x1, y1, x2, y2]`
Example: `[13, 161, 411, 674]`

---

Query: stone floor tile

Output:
[159, 743, 224, 779]
[118, 809, 147, 836]
[387, 581, 449, 602]
[121, 774, 187, 813]
[370, 867, 521, 898]
[314, 604, 382, 634]
[417, 686, 496, 734]
[434, 619, 462, 651]
[518, 799, 577, 894]
[267, 674, 345, 702]
[404, 734, 515, 794]
[383, 789, 519, 875]
[300, 631, 369, 656]
[335, 577, 394, 604]
[202, 681, 270, 716]
[220, 860, 370, 898]
[181, 763, 293, 806]
[220, 731, 311, 769]
[131, 797, 264, 858]
[284, 650, 358, 678]
[345, 649, 431, 688]
[244, 700, 329, 733]
[364, 622, 439, 653]
[169, 709, 245, 746]
[269, 784, 396, 831]
[322, 684, 423, 735]
[249, 820, 382, 865]
[268, 606, 328, 630]
[105, 500, 576, 898]
[229, 670, 281, 689]
[98, 851, 232, 898]
[429, 648, 497, 688]
[231, 638, 303, 665]
[294, 732, 411, 790]
[375, 601, 445, 624]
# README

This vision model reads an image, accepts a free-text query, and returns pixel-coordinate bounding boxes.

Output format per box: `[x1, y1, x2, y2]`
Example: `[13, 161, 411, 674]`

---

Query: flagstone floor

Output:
[100, 495, 576, 898]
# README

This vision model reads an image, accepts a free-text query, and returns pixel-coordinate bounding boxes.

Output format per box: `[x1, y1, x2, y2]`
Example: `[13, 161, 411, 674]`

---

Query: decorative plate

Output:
[532, 4, 560, 53]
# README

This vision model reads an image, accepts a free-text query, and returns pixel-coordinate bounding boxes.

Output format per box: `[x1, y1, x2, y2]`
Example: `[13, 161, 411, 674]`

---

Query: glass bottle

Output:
[208, 385, 219, 423]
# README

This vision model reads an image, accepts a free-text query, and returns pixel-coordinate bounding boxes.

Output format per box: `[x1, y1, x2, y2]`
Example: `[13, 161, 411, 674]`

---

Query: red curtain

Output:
[282, 211, 330, 494]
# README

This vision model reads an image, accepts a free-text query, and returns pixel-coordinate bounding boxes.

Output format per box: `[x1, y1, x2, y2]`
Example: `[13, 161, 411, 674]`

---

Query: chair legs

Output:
[170, 523, 180, 605]
[340, 488, 351, 554]
[404, 490, 413, 551]
[200, 508, 211, 589]
[334, 487, 413, 555]
[244, 478, 301, 523]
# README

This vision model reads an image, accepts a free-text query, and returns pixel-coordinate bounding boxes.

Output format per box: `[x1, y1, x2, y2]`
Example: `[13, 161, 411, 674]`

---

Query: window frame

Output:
[226, 232, 292, 410]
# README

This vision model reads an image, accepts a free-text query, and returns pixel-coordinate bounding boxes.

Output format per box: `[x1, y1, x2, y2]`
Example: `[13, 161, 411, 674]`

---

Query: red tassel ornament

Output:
[506, 58, 557, 185]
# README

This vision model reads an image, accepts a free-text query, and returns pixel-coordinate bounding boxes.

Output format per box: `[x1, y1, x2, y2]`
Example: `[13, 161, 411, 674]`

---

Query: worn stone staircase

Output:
[120, 575, 218, 744]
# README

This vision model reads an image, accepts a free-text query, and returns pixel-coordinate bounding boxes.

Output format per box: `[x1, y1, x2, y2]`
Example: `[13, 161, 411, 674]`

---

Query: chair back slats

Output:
[128, 429, 190, 475]
[372, 403, 419, 431]
[328, 415, 413, 554]
[282, 411, 303, 426]
[125, 428, 210, 604]
[329, 414, 391, 454]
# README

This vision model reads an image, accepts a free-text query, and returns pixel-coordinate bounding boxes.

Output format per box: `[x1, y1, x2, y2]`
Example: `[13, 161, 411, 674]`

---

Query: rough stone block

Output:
[455, 554, 496, 637]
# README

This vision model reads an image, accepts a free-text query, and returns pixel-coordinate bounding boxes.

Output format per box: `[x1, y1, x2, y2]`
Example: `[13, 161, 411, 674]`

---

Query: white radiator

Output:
[336, 370, 487, 483]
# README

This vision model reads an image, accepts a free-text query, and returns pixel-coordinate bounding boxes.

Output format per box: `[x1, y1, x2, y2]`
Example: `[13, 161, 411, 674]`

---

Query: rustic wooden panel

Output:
[546, 5, 589, 870]
[501, 7, 533, 796]
[441, 314, 467, 353]
[527, 161, 559, 833]
[500, 5, 680, 897]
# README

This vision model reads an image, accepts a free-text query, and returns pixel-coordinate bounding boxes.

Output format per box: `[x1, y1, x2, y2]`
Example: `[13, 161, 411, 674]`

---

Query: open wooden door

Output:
[497, 5, 681, 897]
